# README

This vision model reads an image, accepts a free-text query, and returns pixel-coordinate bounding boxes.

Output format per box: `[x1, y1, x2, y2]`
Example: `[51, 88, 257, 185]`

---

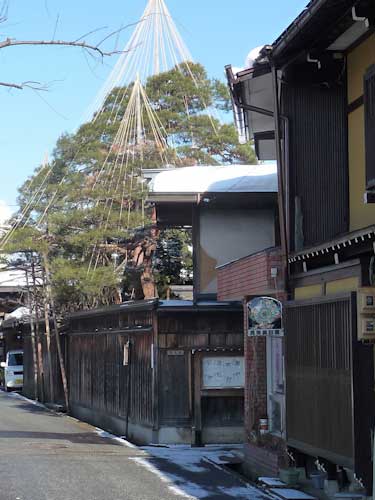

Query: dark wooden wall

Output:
[285, 294, 374, 493]
[21, 326, 34, 399]
[158, 310, 244, 430]
[285, 296, 354, 465]
[22, 323, 64, 404]
[67, 330, 153, 427]
[20, 304, 244, 444]
[282, 81, 348, 250]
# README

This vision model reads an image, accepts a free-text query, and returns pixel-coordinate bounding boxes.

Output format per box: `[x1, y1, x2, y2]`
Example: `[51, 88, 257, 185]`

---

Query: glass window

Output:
[8, 353, 23, 366]
[267, 337, 285, 435]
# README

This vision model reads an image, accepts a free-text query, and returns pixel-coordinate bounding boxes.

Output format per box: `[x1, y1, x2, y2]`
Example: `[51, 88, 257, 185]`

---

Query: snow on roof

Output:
[245, 46, 265, 69]
[0, 268, 26, 288]
[149, 164, 277, 194]
[6, 307, 30, 320]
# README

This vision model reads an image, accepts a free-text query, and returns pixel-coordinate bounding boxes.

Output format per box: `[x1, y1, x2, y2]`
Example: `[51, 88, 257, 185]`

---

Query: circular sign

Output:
[248, 297, 282, 330]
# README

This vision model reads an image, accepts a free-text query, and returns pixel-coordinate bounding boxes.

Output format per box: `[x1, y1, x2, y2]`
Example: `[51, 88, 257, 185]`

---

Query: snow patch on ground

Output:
[142, 444, 243, 469]
[218, 485, 267, 498]
[94, 428, 138, 449]
[6, 391, 46, 409]
[135, 444, 271, 499]
[130, 457, 202, 499]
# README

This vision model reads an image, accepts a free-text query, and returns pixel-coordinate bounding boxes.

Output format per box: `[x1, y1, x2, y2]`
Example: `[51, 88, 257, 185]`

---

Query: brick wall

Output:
[243, 443, 279, 478]
[245, 331, 267, 437]
[217, 247, 283, 301]
[217, 246, 288, 477]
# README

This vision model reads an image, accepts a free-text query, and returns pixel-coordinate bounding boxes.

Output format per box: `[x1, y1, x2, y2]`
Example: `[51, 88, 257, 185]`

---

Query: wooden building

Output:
[60, 165, 280, 445]
[19, 165, 282, 446]
[227, 0, 375, 492]
[63, 299, 244, 445]
[146, 164, 279, 300]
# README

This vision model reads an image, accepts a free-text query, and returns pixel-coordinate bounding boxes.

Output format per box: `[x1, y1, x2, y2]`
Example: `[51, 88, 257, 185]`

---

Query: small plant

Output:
[287, 451, 296, 468]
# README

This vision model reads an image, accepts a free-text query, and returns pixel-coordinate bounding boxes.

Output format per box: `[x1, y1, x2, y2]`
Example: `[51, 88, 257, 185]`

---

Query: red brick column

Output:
[244, 305, 267, 441]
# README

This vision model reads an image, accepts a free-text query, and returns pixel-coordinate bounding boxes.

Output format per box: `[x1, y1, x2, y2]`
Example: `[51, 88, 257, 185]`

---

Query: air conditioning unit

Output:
[357, 287, 375, 313]
[357, 288, 375, 343]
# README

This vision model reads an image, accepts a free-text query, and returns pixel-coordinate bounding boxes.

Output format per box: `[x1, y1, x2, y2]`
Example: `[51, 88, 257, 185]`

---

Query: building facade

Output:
[227, 0, 375, 492]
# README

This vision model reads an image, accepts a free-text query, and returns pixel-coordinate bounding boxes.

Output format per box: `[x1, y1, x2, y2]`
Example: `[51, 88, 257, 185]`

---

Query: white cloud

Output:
[0, 200, 11, 225]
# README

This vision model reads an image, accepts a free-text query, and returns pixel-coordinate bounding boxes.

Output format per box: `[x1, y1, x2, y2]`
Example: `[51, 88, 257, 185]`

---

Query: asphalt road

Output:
[0, 391, 270, 500]
[0, 391, 180, 500]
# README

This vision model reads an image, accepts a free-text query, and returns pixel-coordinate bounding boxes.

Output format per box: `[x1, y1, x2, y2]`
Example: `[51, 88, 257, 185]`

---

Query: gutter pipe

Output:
[272, 0, 329, 59]
[225, 65, 290, 290]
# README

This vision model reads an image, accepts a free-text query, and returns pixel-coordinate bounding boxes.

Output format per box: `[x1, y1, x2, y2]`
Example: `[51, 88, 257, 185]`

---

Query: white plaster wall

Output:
[199, 209, 275, 294]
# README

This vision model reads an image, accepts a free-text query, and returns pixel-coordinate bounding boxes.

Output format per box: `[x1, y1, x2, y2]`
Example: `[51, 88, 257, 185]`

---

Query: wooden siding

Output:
[285, 293, 374, 492]
[285, 296, 353, 465]
[20, 303, 244, 444]
[23, 323, 64, 404]
[364, 64, 375, 189]
[159, 350, 191, 426]
[68, 330, 153, 426]
[282, 82, 348, 249]
[22, 326, 35, 400]
[158, 310, 243, 345]
[158, 309, 244, 436]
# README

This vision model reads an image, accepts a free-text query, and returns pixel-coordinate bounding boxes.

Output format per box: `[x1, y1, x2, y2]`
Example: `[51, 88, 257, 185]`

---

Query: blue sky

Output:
[0, 0, 307, 210]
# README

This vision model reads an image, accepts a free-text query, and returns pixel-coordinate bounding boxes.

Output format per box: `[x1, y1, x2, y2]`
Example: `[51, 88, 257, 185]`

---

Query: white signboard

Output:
[202, 356, 244, 389]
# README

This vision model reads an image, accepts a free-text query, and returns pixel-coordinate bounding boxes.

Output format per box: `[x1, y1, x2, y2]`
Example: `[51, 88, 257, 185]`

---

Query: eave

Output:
[288, 224, 375, 264]
[272, 0, 375, 67]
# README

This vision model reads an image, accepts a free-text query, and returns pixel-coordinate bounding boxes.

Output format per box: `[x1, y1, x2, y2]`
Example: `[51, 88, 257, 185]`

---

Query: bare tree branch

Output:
[0, 0, 9, 24]
[96, 19, 145, 48]
[0, 37, 128, 57]
[52, 14, 60, 41]
[44, 0, 51, 18]
[0, 80, 49, 90]
[0, 18, 142, 92]
[31, 87, 69, 120]
[73, 26, 108, 44]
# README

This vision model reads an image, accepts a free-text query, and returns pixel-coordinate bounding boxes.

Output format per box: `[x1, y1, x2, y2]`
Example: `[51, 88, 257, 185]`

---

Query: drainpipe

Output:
[125, 339, 132, 438]
[269, 61, 289, 288]
[225, 65, 290, 289]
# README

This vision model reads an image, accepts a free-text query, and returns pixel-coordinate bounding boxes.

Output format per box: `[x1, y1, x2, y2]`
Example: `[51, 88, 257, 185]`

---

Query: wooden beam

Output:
[192, 352, 203, 446]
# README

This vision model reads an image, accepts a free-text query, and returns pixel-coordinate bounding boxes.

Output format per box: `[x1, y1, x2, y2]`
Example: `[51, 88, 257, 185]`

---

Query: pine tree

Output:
[5, 62, 256, 311]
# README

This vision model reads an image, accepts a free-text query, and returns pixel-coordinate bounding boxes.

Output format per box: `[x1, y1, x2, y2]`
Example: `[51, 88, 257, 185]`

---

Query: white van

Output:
[1, 350, 23, 391]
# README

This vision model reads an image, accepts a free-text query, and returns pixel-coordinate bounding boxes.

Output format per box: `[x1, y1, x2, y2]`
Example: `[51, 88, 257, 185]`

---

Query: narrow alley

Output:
[0, 391, 269, 500]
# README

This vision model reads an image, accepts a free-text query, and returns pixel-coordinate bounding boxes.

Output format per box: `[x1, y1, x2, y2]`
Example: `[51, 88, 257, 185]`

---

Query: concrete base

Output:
[202, 426, 244, 444]
[70, 403, 156, 445]
[70, 403, 244, 445]
[324, 480, 339, 496]
[158, 426, 192, 444]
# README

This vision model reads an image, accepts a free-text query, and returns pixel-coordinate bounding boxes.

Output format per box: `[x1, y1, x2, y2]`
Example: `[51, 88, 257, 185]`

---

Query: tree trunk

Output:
[42, 252, 69, 412]
[43, 273, 55, 403]
[25, 269, 38, 401]
[141, 261, 158, 299]
[31, 257, 44, 403]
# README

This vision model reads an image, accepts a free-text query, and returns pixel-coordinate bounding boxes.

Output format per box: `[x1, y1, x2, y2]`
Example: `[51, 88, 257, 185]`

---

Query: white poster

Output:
[202, 356, 244, 389]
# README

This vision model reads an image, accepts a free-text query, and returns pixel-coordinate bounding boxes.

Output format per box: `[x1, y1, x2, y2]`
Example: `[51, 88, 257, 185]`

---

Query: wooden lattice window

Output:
[365, 64, 375, 189]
